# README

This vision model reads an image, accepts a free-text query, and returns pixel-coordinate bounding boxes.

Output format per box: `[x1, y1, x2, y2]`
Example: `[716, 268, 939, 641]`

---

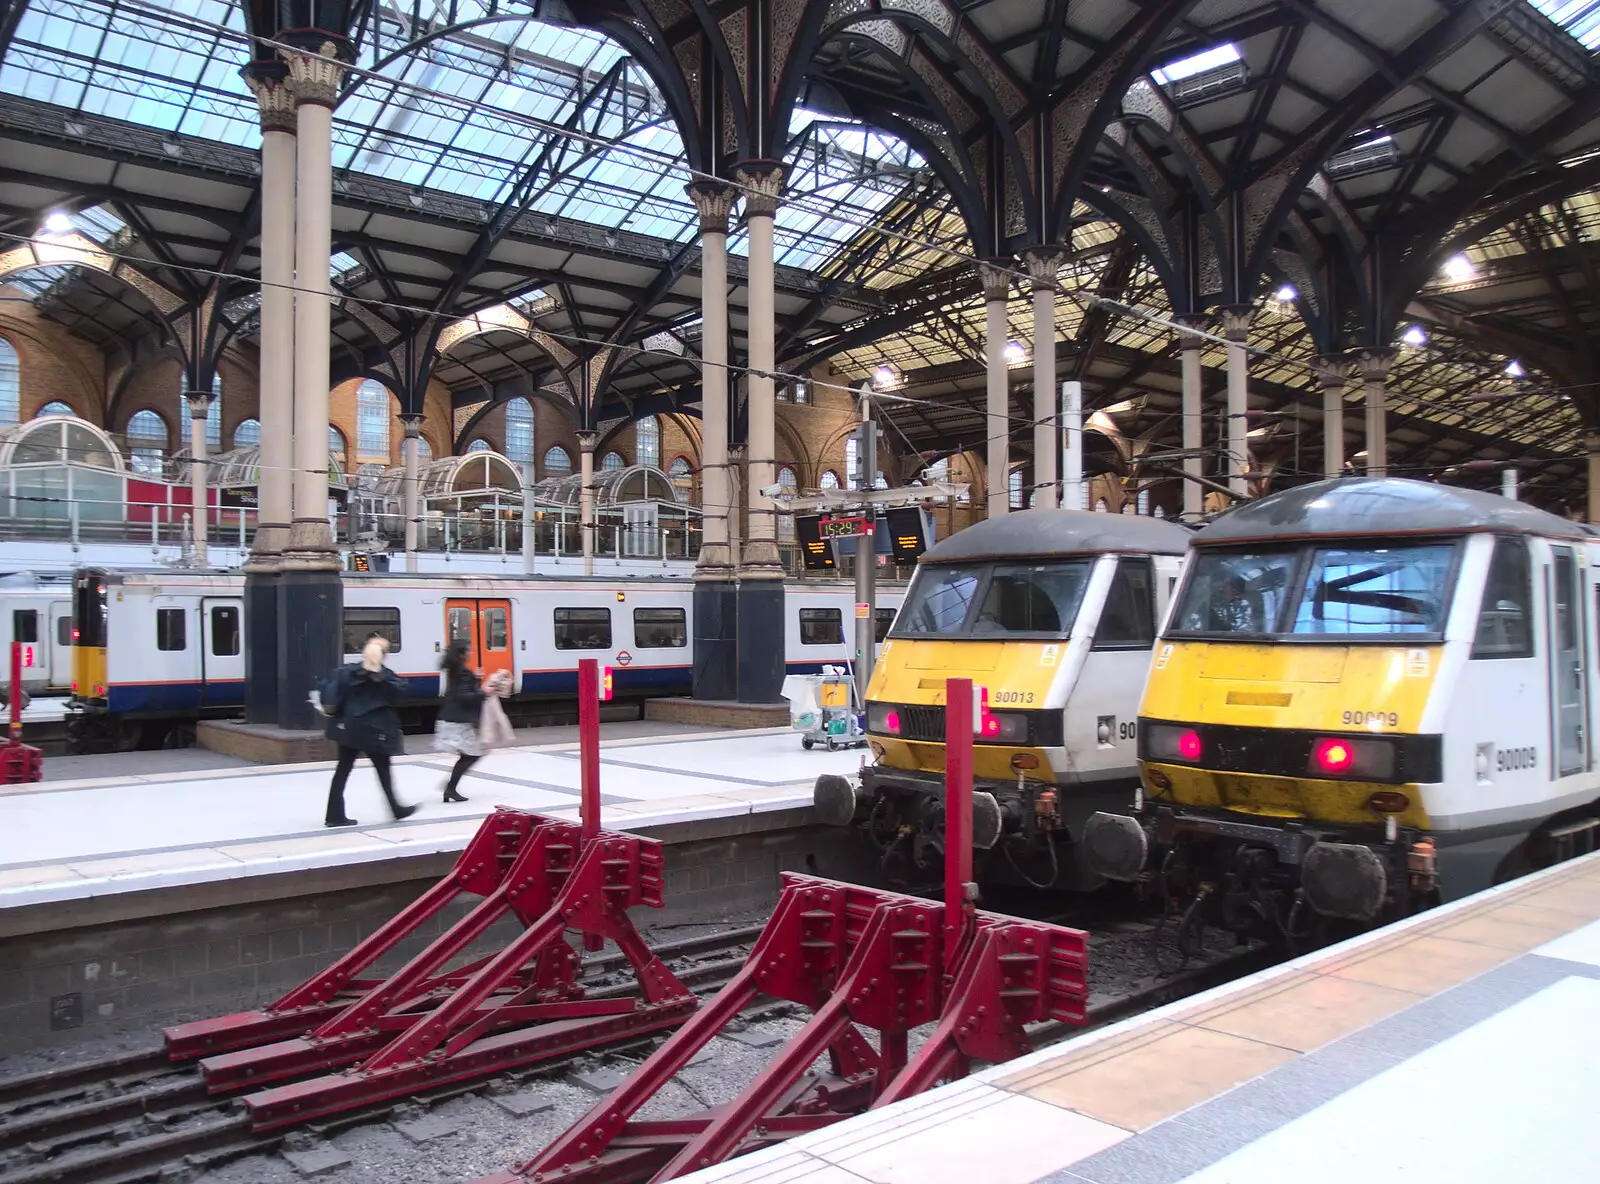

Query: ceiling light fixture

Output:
[1401, 324, 1428, 347]
[872, 365, 897, 389]
[1505, 359, 1526, 378]
[1273, 284, 1296, 302]
[1442, 253, 1475, 283]
[1003, 341, 1026, 363]
[42, 212, 72, 235]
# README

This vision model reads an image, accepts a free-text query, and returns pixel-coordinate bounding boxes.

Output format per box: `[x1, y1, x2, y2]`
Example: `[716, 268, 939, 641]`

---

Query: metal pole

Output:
[578, 658, 601, 842]
[854, 388, 877, 705]
[943, 675, 974, 971]
[1502, 468, 1519, 500]
[10, 640, 22, 741]
[1061, 380, 1084, 510]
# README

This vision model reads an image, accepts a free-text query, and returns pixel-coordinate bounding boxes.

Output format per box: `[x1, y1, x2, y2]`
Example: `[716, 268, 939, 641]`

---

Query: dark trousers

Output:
[326, 745, 402, 822]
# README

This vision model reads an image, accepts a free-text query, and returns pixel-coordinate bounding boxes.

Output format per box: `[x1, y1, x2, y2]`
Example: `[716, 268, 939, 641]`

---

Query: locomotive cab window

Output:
[11, 610, 36, 644]
[156, 607, 186, 651]
[555, 608, 611, 650]
[1094, 558, 1155, 649]
[799, 608, 843, 645]
[1472, 538, 1533, 659]
[634, 607, 687, 648]
[345, 607, 401, 654]
[972, 562, 1091, 637]
[210, 605, 241, 656]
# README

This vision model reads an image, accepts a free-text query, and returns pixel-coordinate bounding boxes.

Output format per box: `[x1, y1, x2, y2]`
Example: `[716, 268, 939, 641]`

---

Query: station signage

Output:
[818, 515, 871, 539]
[794, 515, 837, 572]
[884, 506, 932, 562]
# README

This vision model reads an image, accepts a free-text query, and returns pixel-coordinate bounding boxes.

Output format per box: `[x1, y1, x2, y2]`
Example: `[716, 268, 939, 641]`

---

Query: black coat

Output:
[325, 664, 405, 754]
[437, 666, 484, 725]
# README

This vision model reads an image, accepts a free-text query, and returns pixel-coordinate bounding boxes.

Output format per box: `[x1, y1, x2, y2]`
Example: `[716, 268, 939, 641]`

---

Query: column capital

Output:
[1310, 354, 1352, 386]
[1356, 347, 1395, 382]
[243, 60, 297, 134]
[686, 181, 738, 235]
[576, 430, 598, 453]
[1173, 313, 1210, 349]
[734, 161, 785, 216]
[1218, 304, 1253, 341]
[399, 412, 424, 438]
[1021, 246, 1067, 287]
[184, 390, 214, 417]
[281, 33, 356, 108]
[976, 260, 1012, 303]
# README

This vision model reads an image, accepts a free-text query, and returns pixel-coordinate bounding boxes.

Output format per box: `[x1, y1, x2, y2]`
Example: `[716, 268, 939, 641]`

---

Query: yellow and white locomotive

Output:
[815, 508, 1192, 887]
[1083, 478, 1600, 937]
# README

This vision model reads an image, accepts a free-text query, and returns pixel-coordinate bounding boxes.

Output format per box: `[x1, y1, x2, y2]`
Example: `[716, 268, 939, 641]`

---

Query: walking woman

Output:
[434, 643, 485, 803]
[322, 637, 418, 827]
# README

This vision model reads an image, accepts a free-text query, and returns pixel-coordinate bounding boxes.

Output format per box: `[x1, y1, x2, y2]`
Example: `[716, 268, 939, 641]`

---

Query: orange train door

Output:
[444, 598, 515, 689]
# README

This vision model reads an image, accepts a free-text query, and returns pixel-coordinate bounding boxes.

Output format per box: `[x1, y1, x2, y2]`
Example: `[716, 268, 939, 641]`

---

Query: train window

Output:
[799, 608, 844, 645]
[555, 607, 612, 650]
[874, 608, 896, 643]
[11, 610, 37, 644]
[56, 616, 72, 646]
[447, 606, 473, 650]
[634, 607, 686, 648]
[895, 564, 983, 635]
[1472, 538, 1532, 659]
[1095, 559, 1155, 648]
[1291, 544, 1454, 636]
[1173, 550, 1298, 635]
[156, 607, 186, 651]
[484, 606, 509, 651]
[210, 606, 241, 656]
[972, 561, 1092, 637]
[344, 607, 402, 654]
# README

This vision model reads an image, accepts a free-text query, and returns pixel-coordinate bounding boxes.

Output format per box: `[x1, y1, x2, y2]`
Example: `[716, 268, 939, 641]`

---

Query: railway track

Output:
[0, 924, 767, 1184]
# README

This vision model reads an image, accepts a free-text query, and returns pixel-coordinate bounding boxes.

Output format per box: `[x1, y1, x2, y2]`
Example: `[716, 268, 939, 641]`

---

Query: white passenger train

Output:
[66, 567, 903, 749]
[0, 574, 76, 696]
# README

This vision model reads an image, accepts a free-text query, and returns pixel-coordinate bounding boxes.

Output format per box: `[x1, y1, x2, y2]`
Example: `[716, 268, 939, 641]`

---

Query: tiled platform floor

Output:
[0, 725, 860, 909]
[675, 849, 1600, 1184]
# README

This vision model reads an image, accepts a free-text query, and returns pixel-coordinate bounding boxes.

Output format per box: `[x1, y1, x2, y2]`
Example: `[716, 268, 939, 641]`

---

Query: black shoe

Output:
[326, 816, 359, 828]
[394, 803, 419, 821]
[443, 789, 468, 804]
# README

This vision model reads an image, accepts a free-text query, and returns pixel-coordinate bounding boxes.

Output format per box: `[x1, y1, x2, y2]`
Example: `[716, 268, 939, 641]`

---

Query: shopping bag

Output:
[479, 694, 516, 750]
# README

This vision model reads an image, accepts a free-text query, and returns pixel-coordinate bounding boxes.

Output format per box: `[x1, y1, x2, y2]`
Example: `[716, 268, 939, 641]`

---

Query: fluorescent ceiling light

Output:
[1152, 43, 1242, 84]
[1273, 285, 1297, 302]
[1402, 325, 1428, 346]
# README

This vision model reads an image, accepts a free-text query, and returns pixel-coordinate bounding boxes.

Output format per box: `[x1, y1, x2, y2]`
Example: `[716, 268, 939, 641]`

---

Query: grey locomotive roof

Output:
[921, 507, 1193, 564]
[1194, 478, 1593, 545]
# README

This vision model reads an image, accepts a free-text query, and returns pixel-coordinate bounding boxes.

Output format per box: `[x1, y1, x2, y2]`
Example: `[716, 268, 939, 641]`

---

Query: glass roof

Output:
[1527, 0, 1600, 49]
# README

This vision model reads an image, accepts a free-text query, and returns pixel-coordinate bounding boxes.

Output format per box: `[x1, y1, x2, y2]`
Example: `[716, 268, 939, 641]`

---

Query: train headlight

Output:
[1308, 736, 1396, 780]
[867, 704, 900, 735]
[979, 710, 1028, 744]
[1146, 723, 1204, 763]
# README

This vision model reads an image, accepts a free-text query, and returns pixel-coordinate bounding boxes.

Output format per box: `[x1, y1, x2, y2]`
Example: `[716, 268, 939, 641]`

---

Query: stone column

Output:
[186, 390, 213, 565]
[277, 39, 350, 731]
[578, 430, 597, 576]
[241, 62, 296, 725]
[1219, 305, 1252, 500]
[521, 447, 537, 574]
[733, 163, 786, 705]
[1024, 250, 1063, 510]
[1175, 315, 1207, 521]
[735, 163, 784, 579]
[1312, 355, 1351, 480]
[400, 413, 422, 572]
[1588, 435, 1600, 524]
[1358, 348, 1394, 477]
[980, 262, 1011, 516]
[688, 183, 738, 699]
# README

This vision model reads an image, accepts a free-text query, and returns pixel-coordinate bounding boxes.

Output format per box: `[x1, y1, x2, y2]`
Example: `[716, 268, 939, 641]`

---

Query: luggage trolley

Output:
[781, 666, 866, 751]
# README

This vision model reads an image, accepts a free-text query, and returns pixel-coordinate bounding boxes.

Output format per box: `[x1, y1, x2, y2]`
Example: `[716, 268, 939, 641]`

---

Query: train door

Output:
[200, 598, 245, 706]
[445, 598, 515, 687]
[1549, 546, 1586, 776]
[48, 600, 72, 689]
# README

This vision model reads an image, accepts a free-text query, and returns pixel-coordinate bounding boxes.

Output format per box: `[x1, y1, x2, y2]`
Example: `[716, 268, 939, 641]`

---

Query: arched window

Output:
[0, 337, 18, 428]
[417, 436, 433, 462]
[1008, 468, 1024, 509]
[35, 400, 74, 418]
[126, 409, 168, 475]
[504, 397, 534, 465]
[1154, 506, 1167, 519]
[233, 418, 261, 447]
[601, 451, 626, 471]
[636, 415, 660, 468]
[355, 379, 390, 459]
[544, 445, 572, 475]
[776, 465, 798, 540]
[467, 438, 492, 453]
[328, 425, 348, 466]
[819, 470, 840, 490]
[1094, 499, 1109, 513]
[845, 437, 859, 489]
[669, 455, 693, 497]
[205, 373, 221, 450]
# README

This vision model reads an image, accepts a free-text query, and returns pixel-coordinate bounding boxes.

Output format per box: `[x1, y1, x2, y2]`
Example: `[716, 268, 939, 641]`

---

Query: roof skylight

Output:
[1526, 0, 1600, 50]
[1151, 43, 1242, 84]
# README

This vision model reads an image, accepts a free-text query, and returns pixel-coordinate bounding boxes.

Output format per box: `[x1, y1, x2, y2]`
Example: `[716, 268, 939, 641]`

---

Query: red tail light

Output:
[71, 628, 79, 641]
[884, 708, 901, 735]
[981, 712, 1001, 737]
[1177, 728, 1202, 761]
[1312, 738, 1355, 774]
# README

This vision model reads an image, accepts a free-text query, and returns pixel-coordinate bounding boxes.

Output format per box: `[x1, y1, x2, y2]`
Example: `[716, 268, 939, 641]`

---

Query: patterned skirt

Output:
[433, 719, 485, 757]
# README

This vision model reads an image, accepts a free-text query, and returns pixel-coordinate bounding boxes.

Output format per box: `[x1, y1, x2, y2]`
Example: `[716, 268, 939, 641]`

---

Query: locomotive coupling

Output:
[816, 767, 1006, 849]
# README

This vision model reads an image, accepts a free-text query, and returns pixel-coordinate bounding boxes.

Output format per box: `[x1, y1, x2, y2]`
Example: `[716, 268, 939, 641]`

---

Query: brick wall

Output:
[0, 292, 107, 422]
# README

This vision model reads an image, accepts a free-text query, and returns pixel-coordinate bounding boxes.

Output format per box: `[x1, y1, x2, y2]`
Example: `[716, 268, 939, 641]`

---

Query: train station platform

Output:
[0, 725, 859, 924]
[675, 849, 1600, 1184]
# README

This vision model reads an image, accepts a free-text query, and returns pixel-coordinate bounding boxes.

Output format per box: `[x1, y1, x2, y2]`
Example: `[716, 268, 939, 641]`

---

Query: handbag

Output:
[479, 694, 516, 750]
